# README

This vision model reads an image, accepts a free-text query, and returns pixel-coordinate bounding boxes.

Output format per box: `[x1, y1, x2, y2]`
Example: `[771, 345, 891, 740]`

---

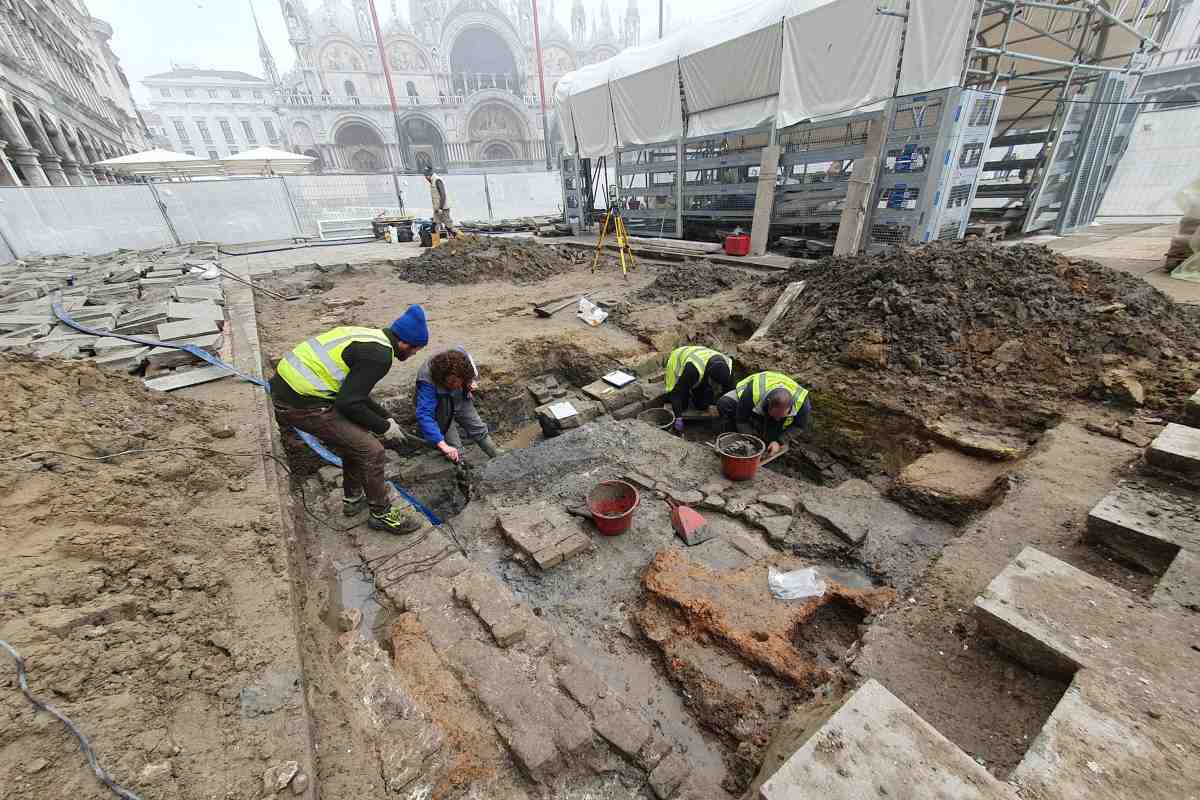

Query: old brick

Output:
[592, 704, 652, 761]
[451, 570, 526, 648]
[558, 663, 607, 710]
[649, 750, 691, 799]
[758, 492, 797, 513]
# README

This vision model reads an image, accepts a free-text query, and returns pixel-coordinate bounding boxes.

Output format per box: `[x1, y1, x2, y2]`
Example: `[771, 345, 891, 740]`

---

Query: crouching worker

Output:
[664, 345, 735, 433]
[271, 305, 429, 534]
[717, 371, 811, 458]
[415, 346, 503, 463]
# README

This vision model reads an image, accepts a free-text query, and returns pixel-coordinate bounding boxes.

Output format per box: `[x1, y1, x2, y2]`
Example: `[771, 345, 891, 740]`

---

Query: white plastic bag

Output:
[1171, 179, 1200, 283]
[768, 566, 826, 600]
[577, 296, 608, 327]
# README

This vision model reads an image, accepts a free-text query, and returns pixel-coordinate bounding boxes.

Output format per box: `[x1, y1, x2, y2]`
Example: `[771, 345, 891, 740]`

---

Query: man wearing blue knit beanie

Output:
[270, 304, 430, 534]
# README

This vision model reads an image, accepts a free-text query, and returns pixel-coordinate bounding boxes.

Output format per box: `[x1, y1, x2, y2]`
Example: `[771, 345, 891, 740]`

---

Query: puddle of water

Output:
[814, 563, 876, 591]
[500, 421, 543, 449]
[328, 562, 383, 640]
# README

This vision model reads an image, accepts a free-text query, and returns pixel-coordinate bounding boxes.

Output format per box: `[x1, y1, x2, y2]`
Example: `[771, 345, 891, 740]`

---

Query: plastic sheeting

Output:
[554, 74, 581, 156]
[777, 0, 902, 127]
[688, 96, 779, 137]
[897, 0, 974, 96]
[610, 35, 684, 146]
[0, 185, 173, 258]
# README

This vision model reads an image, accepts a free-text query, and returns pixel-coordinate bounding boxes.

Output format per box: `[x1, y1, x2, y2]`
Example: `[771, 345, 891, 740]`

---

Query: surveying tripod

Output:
[591, 185, 638, 278]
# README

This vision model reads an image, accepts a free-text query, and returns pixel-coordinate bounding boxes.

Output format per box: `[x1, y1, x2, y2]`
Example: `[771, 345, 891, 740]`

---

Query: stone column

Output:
[8, 146, 49, 186]
[38, 153, 69, 186]
[79, 166, 97, 184]
[59, 160, 84, 186]
[0, 141, 18, 186]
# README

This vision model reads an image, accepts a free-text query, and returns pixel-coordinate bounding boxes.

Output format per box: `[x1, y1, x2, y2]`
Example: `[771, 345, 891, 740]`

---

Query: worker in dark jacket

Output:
[414, 346, 501, 463]
[663, 345, 734, 433]
[717, 371, 811, 458]
[270, 305, 429, 534]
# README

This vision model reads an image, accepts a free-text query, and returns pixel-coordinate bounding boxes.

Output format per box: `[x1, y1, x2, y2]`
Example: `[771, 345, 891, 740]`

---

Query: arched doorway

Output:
[449, 26, 521, 95]
[401, 116, 445, 171]
[480, 141, 516, 161]
[334, 120, 388, 172]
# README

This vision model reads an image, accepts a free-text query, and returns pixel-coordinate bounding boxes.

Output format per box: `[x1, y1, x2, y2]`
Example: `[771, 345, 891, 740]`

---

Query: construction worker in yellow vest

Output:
[663, 345, 735, 433]
[270, 305, 429, 535]
[717, 371, 811, 458]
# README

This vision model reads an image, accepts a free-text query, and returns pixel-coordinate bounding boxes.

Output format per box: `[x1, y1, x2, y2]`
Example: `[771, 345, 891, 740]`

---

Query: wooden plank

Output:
[749, 281, 806, 341]
[760, 443, 790, 467]
[834, 117, 887, 256]
[144, 364, 234, 392]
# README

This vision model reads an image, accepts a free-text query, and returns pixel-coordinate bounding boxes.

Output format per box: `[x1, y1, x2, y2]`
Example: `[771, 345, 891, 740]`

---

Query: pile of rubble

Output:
[393, 236, 603, 284]
[0, 244, 232, 391]
[762, 241, 1200, 413]
[633, 260, 750, 305]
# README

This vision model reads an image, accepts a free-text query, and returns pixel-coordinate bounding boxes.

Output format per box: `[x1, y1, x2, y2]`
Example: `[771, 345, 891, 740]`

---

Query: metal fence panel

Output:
[0, 185, 172, 259]
[284, 173, 403, 237]
[157, 178, 299, 245]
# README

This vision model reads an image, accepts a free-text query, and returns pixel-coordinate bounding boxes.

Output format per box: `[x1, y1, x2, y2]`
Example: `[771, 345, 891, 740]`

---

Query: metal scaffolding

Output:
[959, 0, 1181, 233]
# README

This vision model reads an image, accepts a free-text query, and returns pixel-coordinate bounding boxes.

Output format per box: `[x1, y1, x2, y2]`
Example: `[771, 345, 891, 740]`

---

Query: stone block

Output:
[699, 478, 732, 495]
[648, 750, 691, 800]
[612, 400, 646, 421]
[891, 448, 1010, 523]
[592, 702, 652, 762]
[666, 488, 704, 506]
[928, 415, 1031, 460]
[756, 515, 794, 542]
[1086, 482, 1199, 575]
[581, 377, 644, 412]
[496, 722, 561, 779]
[166, 301, 224, 322]
[1147, 423, 1200, 475]
[155, 317, 220, 341]
[758, 492, 797, 513]
[173, 285, 224, 304]
[624, 473, 657, 491]
[758, 680, 1011, 800]
[499, 503, 591, 570]
[451, 569, 525, 647]
[699, 494, 725, 511]
[94, 346, 149, 369]
[144, 333, 224, 369]
[557, 663, 607, 710]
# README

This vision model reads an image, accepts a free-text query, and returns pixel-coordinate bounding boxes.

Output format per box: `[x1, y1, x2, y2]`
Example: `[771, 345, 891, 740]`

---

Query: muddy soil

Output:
[0, 356, 309, 799]
[393, 236, 615, 285]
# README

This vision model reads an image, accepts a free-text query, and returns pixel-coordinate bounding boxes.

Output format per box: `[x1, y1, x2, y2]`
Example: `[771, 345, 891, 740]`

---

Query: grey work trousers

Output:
[435, 389, 489, 448]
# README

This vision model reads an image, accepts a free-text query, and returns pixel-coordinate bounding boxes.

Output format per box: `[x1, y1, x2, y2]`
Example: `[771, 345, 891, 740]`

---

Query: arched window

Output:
[405, 81, 418, 105]
[343, 80, 359, 104]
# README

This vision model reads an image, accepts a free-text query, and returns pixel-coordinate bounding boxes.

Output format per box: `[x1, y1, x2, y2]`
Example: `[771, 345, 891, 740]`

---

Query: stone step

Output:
[1085, 481, 1200, 574]
[1147, 423, 1200, 476]
[758, 679, 1013, 800]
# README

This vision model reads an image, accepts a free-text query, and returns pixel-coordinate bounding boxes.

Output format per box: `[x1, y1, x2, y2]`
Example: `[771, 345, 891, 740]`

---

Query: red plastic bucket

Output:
[587, 480, 640, 536]
[724, 233, 750, 256]
[716, 433, 765, 481]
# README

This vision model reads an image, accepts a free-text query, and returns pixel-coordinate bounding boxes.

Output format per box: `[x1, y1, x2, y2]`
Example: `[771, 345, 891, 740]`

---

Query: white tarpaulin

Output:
[678, 0, 787, 128]
[610, 36, 684, 145]
[688, 96, 779, 137]
[776, 0, 903, 127]
[554, 74, 580, 156]
[566, 61, 617, 158]
[897, 0, 974, 96]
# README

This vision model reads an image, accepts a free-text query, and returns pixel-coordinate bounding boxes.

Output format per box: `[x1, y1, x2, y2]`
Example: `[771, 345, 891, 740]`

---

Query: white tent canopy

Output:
[554, 0, 972, 156]
[92, 148, 217, 177]
[220, 146, 316, 176]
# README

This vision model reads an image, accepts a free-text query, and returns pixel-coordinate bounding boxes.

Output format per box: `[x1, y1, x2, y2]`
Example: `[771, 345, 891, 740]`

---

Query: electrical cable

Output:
[215, 238, 376, 257]
[0, 640, 143, 800]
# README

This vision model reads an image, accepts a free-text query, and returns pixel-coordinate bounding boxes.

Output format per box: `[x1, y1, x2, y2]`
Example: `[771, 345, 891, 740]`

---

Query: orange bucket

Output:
[587, 480, 640, 536]
[716, 433, 765, 481]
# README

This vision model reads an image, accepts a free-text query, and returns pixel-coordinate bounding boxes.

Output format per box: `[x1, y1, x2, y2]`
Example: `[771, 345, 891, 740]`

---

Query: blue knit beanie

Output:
[389, 304, 429, 346]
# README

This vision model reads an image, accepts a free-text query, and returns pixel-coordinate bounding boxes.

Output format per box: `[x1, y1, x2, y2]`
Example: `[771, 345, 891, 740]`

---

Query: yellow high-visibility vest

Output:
[736, 371, 809, 428]
[664, 346, 732, 392]
[276, 326, 392, 400]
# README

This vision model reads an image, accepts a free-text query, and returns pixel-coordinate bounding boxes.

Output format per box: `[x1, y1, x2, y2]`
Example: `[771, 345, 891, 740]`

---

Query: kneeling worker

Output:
[271, 305, 429, 534]
[664, 345, 735, 433]
[415, 346, 502, 462]
[717, 371, 811, 458]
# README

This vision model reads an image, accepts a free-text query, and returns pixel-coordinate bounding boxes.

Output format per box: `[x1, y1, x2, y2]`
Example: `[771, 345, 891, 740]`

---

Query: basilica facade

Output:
[274, 0, 639, 173]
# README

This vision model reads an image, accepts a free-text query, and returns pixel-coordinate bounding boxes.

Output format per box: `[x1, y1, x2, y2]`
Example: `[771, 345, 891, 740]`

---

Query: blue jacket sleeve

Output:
[415, 382, 443, 445]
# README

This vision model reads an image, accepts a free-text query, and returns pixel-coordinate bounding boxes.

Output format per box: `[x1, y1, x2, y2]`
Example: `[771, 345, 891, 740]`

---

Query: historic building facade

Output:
[143, 69, 283, 160]
[0, 0, 147, 186]
[272, 0, 639, 173]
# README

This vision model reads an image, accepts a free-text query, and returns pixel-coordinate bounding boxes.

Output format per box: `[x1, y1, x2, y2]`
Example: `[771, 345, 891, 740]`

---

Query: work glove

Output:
[381, 419, 407, 445]
[673, 418, 685, 433]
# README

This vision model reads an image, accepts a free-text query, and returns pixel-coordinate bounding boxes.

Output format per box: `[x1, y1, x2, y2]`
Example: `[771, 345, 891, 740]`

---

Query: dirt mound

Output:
[634, 260, 749, 305]
[763, 241, 1200, 413]
[0, 356, 306, 799]
[393, 236, 599, 284]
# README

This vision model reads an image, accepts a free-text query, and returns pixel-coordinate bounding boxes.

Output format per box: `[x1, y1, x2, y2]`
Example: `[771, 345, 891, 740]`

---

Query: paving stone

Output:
[743, 502, 772, 521]
[757, 492, 797, 513]
[499, 503, 591, 570]
[557, 662, 607, 710]
[975, 547, 1200, 798]
[173, 285, 224, 304]
[1152, 549, 1200, 610]
[1086, 481, 1200, 574]
[144, 333, 224, 368]
[756, 515, 793, 541]
[581, 377, 644, 412]
[699, 494, 725, 511]
[648, 750, 691, 799]
[451, 569, 526, 647]
[155, 317, 220, 341]
[891, 449, 1010, 523]
[143, 364, 233, 392]
[496, 722, 561, 779]
[759, 680, 1011, 800]
[624, 472, 657, 491]
[1147, 423, 1200, 475]
[592, 701, 652, 762]
[698, 478, 732, 495]
[637, 729, 674, 771]
[166, 301, 224, 321]
[666, 487, 704, 506]
[928, 415, 1031, 460]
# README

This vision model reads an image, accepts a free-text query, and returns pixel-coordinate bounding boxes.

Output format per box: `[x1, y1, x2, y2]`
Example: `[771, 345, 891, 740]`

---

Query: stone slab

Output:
[891, 447, 1010, 523]
[1151, 548, 1200, 610]
[451, 569, 525, 647]
[557, 662, 607, 711]
[166, 301, 224, 322]
[1147, 423, 1200, 475]
[1086, 482, 1200, 574]
[94, 346, 149, 369]
[928, 415, 1031, 460]
[592, 701, 652, 762]
[145, 333, 225, 369]
[156, 317, 220, 341]
[649, 750, 692, 800]
[143, 364, 234, 392]
[581, 377, 643, 412]
[498, 503, 591, 570]
[173, 285, 224, 304]
[758, 679, 1013, 800]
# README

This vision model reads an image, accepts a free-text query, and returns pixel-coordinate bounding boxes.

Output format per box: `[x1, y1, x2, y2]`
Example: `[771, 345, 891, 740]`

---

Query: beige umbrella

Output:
[220, 146, 316, 176]
[92, 147, 219, 179]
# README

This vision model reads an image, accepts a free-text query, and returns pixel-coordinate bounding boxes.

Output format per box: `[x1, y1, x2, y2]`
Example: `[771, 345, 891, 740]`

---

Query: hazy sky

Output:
[85, 0, 717, 104]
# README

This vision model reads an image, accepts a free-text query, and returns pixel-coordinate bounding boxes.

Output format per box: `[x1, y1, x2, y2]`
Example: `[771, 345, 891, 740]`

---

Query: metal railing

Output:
[1143, 45, 1200, 72]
